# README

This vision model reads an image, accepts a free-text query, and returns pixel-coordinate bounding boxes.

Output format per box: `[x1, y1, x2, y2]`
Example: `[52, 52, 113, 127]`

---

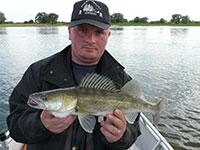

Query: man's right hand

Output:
[40, 110, 77, 134]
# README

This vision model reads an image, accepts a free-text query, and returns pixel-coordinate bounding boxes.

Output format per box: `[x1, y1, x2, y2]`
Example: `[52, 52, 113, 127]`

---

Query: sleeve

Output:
[6, 63, 53, 144]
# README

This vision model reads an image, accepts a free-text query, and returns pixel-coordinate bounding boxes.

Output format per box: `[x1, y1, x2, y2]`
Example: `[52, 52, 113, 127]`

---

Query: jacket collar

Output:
[42, 45, 76, 88]
[97, 50, 124, 76]
[42, 45, 125, 88]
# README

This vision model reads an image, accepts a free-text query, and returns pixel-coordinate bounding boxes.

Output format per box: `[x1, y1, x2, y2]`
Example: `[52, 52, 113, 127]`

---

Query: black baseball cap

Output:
[69, 0, 111, 29]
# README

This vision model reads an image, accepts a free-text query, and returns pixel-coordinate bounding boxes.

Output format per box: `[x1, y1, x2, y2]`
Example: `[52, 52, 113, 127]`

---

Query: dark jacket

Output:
[7, 45, 141, 150]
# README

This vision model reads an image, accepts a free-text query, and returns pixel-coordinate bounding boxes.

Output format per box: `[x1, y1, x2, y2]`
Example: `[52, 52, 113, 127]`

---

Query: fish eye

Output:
[40, 94, 48, 101]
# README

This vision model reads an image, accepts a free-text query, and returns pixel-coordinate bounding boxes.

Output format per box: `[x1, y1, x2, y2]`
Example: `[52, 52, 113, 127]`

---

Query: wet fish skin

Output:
[28, 87, 78, 117]
[74, 87, 154, 115]
[28, 73, 164, 133]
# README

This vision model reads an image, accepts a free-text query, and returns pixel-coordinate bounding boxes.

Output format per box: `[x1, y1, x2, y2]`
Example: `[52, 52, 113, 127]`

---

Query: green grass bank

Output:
[0, 23, 200, 27]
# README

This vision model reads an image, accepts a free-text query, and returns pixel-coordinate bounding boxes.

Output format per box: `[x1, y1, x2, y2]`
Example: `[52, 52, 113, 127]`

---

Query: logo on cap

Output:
[70, 0, 110, 29]
[79, 0, 103, 18]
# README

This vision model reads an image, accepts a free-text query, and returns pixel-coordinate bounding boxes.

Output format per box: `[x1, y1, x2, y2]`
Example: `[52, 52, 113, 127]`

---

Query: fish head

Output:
[50, 94, 78, 118]
[27, 90, 64, 111]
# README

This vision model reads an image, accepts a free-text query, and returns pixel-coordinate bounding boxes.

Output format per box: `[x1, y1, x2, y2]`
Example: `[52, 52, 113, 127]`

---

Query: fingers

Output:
[114, 109, 126, 123]
[40, 110, 77, 134]
[100, 109, 127, 143]
[113, 109, 127, 128]
[48, 115, 76, 133]
[100, 119, 121, 136]
[41, 110, 67, 126]
[42, 109, 54, 119]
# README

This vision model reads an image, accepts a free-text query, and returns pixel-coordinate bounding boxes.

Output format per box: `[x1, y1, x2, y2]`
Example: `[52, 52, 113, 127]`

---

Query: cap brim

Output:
[69, 19, 110, 30]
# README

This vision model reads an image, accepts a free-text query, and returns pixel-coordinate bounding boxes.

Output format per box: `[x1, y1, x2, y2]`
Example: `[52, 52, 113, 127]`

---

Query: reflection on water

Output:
[110, 26, 124, 31]
[109, 26, 200, 150]
[170, 27, 189, 33]
[37, 26, 59, 34]
[0, 27, 7, 35]
[0, 26, 200, 150]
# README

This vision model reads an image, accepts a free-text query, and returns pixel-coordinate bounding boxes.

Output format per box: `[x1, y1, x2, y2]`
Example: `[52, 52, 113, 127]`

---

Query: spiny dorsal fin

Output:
[79, 73, 118, 91]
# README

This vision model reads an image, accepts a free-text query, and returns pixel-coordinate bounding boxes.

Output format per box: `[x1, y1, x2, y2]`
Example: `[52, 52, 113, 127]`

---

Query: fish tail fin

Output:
[153, 99, 164, 127]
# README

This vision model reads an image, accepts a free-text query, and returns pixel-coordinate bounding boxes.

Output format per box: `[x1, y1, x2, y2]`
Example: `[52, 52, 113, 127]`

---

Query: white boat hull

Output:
[129, 113, 173, 150]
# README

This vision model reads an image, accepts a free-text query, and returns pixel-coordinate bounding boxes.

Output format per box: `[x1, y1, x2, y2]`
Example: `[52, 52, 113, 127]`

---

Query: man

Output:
[7, 0, 141, 150]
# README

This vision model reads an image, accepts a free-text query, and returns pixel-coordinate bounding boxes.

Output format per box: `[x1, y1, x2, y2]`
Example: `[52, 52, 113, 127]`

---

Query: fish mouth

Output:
[27, 97, 47, 110]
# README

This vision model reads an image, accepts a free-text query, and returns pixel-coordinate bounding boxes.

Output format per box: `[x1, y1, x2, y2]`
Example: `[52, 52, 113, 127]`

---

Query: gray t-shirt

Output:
[72, 61, 97, 150]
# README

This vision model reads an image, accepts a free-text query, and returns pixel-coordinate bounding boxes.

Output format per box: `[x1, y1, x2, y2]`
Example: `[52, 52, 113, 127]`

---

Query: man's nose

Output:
[85, 32, 95, 44]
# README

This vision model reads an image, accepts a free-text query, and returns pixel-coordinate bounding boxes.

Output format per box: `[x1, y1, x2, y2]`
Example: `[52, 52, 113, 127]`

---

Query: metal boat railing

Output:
[131, 113, 174, 150]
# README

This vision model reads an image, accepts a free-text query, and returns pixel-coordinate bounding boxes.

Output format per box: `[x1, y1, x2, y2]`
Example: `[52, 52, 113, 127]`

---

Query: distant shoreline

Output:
[0, 23, 200, 27]
[0, 23, 68, 27]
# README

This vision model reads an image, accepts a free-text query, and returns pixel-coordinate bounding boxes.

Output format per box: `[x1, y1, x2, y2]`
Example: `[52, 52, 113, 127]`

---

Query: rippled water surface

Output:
[0, 26, 200, 150]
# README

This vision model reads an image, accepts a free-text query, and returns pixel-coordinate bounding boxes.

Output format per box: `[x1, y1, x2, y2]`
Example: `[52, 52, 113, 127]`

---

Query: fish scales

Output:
[27, 73, 164, 133]
[72, 87, 150, 115]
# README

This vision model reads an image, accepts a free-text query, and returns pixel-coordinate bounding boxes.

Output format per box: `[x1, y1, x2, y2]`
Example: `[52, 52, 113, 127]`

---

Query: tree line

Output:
[0, 12, 59, 24]
[0, 11, 199, 24]
[111, 13, 198, 24]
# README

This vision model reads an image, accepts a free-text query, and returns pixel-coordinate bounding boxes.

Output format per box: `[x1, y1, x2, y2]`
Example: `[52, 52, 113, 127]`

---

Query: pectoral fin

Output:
[78, 115, 96, 133]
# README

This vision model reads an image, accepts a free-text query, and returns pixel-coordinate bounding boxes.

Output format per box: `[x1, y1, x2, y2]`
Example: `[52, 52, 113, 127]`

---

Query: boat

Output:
[130, 113, 173, 150]
[0, 113, 174, 150]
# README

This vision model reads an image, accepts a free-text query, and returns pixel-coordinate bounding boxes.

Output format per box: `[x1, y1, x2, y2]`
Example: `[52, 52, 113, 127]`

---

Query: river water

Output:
[0, 26, 200, 150]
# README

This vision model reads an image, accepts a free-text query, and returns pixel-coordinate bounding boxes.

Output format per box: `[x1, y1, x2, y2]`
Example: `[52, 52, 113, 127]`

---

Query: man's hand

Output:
[40, 110, 77, 134]
[100, 109, 127, 143]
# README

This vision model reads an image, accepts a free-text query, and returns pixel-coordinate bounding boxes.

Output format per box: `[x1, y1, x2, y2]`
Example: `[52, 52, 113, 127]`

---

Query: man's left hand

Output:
[100, 109, 127, 143]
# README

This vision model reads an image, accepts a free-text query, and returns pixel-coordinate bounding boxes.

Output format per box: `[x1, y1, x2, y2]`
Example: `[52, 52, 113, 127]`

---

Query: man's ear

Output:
[108, 30, 111, 37]
[68, 26, 71, 40]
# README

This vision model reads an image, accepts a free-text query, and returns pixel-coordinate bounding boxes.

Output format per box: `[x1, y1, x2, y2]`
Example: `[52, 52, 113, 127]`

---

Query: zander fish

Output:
[27, 73, 164, 133]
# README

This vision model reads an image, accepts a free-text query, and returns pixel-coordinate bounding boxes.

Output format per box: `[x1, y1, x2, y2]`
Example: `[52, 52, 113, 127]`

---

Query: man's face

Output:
[68, 24, 111, 65]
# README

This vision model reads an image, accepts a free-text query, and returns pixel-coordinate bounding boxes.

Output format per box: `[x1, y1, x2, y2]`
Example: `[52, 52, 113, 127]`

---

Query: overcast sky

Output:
[1, 0, 199, 22]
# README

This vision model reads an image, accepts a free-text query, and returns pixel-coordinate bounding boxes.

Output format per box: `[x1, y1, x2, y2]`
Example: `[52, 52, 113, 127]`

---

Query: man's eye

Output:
[79, 28, 87, 33]
[96, 30, 103, 35]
